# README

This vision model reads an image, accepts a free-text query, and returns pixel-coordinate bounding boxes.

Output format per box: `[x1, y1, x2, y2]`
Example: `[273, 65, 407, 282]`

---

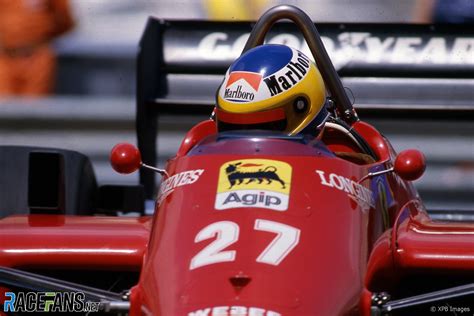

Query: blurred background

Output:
[0, 0, 472, 213]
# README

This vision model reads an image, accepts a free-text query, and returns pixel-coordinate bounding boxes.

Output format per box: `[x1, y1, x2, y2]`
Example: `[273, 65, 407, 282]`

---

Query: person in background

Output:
[0, 0, 75, 96]
[203, 0, 269, 20]
[413, 0, 474, 24]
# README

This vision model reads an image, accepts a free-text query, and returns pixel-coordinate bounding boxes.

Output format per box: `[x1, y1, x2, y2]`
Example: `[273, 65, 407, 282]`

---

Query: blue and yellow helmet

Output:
[216, 44, 327, 135]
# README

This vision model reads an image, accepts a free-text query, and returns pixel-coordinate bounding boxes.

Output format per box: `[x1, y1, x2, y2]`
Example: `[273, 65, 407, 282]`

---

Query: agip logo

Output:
[215, 159, 292, 211]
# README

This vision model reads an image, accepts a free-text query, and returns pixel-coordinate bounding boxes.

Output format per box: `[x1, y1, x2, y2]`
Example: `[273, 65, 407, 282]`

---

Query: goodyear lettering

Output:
[197, 32, 474, 68]
[264, 52, 310, 96]
[315, 170, 374, 210]
[224, 85, 255, 101]
[157, 169, 204, 205]
[188, 306, 281, 316]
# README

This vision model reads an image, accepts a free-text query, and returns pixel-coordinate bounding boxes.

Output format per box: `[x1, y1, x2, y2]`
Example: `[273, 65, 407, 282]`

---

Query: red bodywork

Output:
[0, 216, 150, 269]
[1, 119, 473, 316]
[139, 156, 372, 315]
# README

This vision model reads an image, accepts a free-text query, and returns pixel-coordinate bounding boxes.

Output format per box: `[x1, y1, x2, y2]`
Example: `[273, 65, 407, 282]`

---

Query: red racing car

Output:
[0, 5, 473, 316]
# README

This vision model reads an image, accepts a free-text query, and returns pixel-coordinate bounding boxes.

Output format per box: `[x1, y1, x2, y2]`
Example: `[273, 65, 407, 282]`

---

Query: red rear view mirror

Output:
[394, 149, 426, 181]
[110, 143, 142, 174]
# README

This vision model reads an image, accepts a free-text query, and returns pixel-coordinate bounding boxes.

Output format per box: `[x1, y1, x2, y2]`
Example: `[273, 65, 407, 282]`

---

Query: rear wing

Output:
[136, 18, 474, 198]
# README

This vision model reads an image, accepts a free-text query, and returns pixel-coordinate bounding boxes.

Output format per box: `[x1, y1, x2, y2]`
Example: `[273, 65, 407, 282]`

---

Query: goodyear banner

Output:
[158, 21, 474, 77]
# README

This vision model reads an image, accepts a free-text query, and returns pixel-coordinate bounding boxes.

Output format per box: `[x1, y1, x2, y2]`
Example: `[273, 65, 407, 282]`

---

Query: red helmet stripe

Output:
[216, 107, 286, 125]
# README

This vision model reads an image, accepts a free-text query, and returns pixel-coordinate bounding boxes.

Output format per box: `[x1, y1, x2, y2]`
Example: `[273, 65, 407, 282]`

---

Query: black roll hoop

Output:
[242, 5, 359, 124]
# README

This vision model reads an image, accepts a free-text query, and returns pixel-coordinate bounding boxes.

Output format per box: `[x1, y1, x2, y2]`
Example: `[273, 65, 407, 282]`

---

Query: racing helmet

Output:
[216, 44, 328, 136]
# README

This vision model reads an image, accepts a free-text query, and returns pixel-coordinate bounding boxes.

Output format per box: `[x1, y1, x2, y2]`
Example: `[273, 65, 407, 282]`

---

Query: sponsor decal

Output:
[315, 170, 374, 211]
[188, 306, 281, 316]
[215, 159, 292, 211]
[157, 169, 204, 205]
[221, 48, 310, 103]
[263, 51, 310, 97]
[224, 71, 262, 102]
[224, 84, 255, 102]
[227, 71, 262, 91]
[198, 32, 474, 69]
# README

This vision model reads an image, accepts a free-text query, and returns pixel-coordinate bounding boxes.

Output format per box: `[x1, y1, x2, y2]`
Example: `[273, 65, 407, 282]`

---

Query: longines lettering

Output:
[316, 170, 374, 209]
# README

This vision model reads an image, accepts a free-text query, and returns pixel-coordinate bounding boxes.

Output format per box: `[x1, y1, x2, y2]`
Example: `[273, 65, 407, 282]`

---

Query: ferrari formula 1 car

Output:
[1, 5, 473, 316]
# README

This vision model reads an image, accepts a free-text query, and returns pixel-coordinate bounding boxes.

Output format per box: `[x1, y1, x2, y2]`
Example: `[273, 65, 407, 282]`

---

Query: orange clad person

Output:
[0, 0, 74, 96]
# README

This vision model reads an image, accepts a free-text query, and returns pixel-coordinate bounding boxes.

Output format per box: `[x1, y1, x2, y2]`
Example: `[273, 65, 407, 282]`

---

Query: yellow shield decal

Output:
[215, 159, 292, 211]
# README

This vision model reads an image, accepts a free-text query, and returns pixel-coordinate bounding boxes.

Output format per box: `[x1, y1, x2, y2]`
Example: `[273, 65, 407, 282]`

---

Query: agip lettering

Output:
[223, 191, 282, 208]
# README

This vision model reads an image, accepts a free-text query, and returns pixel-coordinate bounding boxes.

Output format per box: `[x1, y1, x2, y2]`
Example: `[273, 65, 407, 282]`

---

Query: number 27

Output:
[190, 219, 300, 270]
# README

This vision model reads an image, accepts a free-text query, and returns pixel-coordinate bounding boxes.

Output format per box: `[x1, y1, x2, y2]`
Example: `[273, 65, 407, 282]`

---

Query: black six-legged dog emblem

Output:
[225, 162, 286, 189]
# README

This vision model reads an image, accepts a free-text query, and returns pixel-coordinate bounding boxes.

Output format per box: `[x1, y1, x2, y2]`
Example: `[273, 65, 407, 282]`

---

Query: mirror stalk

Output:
[141, 163, 168, 177]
